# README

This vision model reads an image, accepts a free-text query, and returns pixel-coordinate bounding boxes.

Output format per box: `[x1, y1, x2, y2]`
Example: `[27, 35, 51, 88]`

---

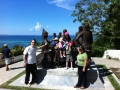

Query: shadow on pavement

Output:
[97, 65, 113, 83]
[10, 66, 25, 70]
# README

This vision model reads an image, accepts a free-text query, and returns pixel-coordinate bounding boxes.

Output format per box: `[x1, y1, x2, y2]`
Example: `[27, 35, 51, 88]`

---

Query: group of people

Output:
[1, 22, 93, 89]
[52, 29, 74, 70]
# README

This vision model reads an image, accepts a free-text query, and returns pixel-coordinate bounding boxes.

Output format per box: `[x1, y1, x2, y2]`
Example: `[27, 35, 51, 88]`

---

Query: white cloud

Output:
[29, 28, 33, 31]
[35, 22, 41, 31]
[29, 22, 42, 31]
[46, 0, 79, 10]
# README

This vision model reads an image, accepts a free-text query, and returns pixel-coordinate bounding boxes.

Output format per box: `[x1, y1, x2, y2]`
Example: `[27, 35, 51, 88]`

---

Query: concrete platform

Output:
[9, 60, 106, 90]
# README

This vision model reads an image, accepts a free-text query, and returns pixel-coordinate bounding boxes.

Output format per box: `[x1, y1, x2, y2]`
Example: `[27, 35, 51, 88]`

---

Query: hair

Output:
[82, 22, 90, 31]
[63, 29, 67, 35]
[31, 39, 36, 43]
[78, 26, 83, 32]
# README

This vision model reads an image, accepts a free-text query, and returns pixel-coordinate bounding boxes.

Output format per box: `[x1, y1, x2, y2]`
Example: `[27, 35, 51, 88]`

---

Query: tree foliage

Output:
[98, 0, 120, 49]
[72, 0, 120, 56]
[72, 0, 108, 33]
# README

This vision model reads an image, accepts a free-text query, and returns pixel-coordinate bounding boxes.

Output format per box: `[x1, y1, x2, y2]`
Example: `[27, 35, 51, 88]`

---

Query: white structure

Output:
[102, 50, 120, 60]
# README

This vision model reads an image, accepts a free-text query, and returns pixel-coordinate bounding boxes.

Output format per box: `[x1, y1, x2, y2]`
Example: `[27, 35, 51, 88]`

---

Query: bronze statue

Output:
[36, 28, 51, 68]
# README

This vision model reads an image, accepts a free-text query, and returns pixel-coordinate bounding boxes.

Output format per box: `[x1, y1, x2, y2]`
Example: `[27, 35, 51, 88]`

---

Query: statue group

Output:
[37, 22, 93, 68]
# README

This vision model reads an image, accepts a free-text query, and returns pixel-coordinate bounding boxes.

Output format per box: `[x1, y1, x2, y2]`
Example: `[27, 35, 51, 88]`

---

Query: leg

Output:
[6, 64, 9, 71]
[59, 50, 63, 58]
[25, 64, 30, 84]
[5, 58, 10, 71]
[66, 61, 68, 69]
[63, 48, 66, 57]
[81, 67, 87, 88]
[30, 64, 37, 84]
[70, 61, 73, 68]
[75, 66, 82, 87]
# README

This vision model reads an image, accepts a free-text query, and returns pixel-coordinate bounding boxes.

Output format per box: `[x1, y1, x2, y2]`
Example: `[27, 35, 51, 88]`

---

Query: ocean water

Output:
[0, 35, 76, 49]
[0, 35, 96, 49]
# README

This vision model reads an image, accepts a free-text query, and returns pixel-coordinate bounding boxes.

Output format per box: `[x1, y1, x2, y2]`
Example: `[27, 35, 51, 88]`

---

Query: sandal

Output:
[80, 86, 85, 89]
[73, 85, 79, 88]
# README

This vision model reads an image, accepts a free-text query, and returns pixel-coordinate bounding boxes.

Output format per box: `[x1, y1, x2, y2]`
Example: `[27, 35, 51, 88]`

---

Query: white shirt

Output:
[23, 46, 39, 64]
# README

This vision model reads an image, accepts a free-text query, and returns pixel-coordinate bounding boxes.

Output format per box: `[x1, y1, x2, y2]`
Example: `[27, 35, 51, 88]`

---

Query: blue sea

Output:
[0, 35, 96, 49]
[0, 35, 76, 49]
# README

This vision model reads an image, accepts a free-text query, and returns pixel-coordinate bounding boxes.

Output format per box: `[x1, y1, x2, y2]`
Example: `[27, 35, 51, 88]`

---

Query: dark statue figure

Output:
[74, 23, 93, 68]
[36, 28, 51, 68]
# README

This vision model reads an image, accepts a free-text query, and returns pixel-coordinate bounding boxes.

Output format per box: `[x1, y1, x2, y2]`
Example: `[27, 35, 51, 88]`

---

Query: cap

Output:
[65, 32, 69, 36]
[4, 44, 7, 46]
[53, 38, 59, 41]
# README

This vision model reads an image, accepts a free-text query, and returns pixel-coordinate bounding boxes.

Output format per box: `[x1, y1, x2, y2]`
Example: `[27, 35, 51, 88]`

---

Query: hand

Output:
[75, 60, 78, 65]
[82, 68, 85, 72]
[45, 42, 48, 45]
[23, 62, 26, 67]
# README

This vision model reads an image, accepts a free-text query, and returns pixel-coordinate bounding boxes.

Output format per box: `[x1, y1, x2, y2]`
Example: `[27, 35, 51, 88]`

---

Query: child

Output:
[65, 41, 74, 70]
[59, 37, 66, 58]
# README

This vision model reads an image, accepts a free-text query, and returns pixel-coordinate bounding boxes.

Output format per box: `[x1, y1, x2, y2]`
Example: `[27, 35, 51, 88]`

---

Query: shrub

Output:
[11, 45, 24, 56]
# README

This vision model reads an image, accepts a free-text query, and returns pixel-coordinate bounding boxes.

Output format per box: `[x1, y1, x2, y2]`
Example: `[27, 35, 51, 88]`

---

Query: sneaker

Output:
[63, 55, 66, 57]
[65, 67, 68, 70]
[60, 56, 63, 58]
[26, 83, 30, 87]
[6, 67, 9, 71]
[30, 82, 38, 85]
[71, 67, 74, 70]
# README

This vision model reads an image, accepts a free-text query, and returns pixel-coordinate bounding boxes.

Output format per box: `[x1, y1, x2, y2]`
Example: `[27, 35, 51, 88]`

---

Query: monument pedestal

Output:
[10, 60, 106, 90]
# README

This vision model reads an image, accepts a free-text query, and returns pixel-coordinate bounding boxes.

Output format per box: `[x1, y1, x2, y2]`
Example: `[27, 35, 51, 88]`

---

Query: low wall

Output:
[102, 50, 120, 60]
[0, 55, 23, 67]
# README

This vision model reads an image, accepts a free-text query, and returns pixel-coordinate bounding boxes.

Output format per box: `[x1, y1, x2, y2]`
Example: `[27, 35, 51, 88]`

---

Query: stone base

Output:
[9, 60, 105, 90]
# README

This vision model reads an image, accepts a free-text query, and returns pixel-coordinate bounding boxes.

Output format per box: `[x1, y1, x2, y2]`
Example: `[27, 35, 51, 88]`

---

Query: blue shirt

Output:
[2, 48, 11, 58]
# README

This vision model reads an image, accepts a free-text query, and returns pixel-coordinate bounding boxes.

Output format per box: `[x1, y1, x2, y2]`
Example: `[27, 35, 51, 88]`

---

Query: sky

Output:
[0, 0, 81, 35]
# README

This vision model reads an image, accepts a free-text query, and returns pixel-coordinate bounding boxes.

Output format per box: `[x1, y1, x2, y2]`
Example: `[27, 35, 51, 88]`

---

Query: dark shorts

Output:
[66, 55, 73, 62]
[59, 47, 66, 51]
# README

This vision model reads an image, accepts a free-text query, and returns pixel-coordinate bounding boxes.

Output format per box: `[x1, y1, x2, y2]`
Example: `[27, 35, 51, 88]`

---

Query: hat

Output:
[53, 38, 59, 41]
[4, 44, 7, 46]
[65, 32, 69, 36]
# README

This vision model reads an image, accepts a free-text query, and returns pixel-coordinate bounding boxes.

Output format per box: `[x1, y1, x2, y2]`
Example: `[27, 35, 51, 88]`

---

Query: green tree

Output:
[99, 0, 120, 49]
[72, 0, 108, 34]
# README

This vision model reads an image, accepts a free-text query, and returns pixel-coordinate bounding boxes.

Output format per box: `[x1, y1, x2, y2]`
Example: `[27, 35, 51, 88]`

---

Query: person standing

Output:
[74, 46, 88, 89]
[2, 44, 12, 71]
[23, 39, 47, 86]
[65, 41, 74, 70]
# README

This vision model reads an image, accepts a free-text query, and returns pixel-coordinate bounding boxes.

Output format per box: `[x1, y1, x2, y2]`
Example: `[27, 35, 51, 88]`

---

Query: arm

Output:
[83, 58, 88, 72]
[75, 32, 82, 40]
[39, 42, 48, 49]
[23, 54, 27, 67]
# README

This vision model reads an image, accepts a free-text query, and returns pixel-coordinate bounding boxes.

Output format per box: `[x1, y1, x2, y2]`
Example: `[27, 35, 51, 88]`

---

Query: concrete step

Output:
[10, 60, 105, 90]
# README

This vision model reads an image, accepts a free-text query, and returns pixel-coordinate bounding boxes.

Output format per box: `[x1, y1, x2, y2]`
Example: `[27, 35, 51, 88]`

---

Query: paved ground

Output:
[92, 57, 120, 68]
[0, 57, 120, 90]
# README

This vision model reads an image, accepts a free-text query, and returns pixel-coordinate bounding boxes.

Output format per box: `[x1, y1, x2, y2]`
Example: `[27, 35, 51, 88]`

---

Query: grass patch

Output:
[0, 70, 43, 90]
[97, 65, 120, 90]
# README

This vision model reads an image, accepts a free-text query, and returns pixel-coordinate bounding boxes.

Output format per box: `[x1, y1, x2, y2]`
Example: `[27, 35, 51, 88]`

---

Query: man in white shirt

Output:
[23, 39, 47, 86]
